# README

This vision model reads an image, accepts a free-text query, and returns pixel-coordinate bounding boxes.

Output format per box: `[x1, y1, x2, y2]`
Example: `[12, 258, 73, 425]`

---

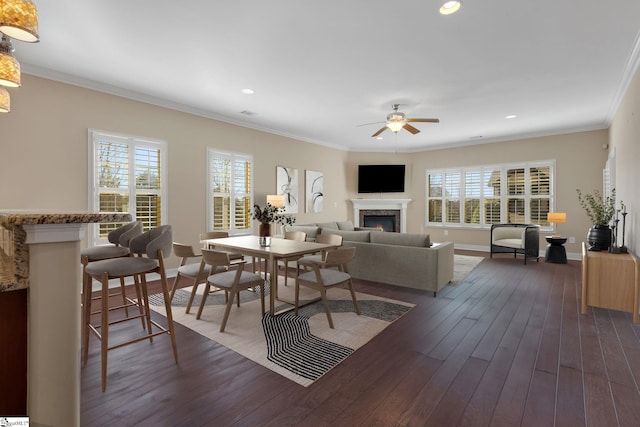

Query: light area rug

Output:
[451, 254, 484, 285]
[149, 282, 413, 387]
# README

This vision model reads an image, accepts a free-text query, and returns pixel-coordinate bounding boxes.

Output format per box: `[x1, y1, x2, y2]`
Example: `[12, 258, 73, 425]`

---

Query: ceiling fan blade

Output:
[357, 121, 385, 127]
[371, 126, 388, 137]
[407, 118, 440, 123]
[403, 124, 421, 134]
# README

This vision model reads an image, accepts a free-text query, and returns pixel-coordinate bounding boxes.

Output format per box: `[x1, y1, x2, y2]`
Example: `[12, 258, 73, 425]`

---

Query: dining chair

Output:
[80, 221, 144, 362]
[296, 232, 343, 274]
[84, 225, 178, 391]
[170, 242, 228, 314]
[279, 230, 307, 287]
[196, 249, 265, 332]
[295, 246, 360, 329]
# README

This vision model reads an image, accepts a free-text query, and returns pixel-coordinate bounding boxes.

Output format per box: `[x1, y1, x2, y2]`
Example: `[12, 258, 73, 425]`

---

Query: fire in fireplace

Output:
[363, 215, 397, 232]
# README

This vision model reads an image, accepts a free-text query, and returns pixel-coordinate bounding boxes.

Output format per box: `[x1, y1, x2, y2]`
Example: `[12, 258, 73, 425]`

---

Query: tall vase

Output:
[259, 222, 271, 247]
[587, 225, 611, 251]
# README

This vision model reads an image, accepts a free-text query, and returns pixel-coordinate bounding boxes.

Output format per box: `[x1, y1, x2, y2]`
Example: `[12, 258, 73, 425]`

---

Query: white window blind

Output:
[207, 149, 253, 234]
[89, 130, 167, 245]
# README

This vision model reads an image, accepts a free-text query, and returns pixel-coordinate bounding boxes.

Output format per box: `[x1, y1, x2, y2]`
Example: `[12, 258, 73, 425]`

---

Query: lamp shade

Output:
[266, 194, 285, 208]
[387, 121, 405, 133]
[0, 86, 9, 112]
[547, 212, 566, 223]
[0, 36, 20, 87]
[0, 0, 40, 43]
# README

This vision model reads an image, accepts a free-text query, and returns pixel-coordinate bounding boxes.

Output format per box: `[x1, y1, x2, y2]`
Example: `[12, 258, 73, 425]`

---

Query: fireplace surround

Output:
[351, 199, 411, 233]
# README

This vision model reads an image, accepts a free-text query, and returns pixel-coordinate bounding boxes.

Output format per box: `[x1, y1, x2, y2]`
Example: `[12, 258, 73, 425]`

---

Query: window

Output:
[207, 149, 253, 234]
[426, 161, 554, 229]
[89, 130, 167, 246]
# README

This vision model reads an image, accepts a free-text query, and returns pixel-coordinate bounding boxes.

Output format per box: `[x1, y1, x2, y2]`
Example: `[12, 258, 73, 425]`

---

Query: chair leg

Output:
[100, 272, 109, 392]
[119, 277, 129, 317]
[220, 288, 236, 332]
[159, 267, 179, 364]
[170, 272, 181, 302]
[132, 274, 146, 330]
[139, 274, 154, 342]
[320, 288, 334, 329]
[185, 278, 200, 314]
[196, 282, 211, 320]
[82, 270, 91, 366]
[347, 280, 360, 315]
[236, 290, 241, 307]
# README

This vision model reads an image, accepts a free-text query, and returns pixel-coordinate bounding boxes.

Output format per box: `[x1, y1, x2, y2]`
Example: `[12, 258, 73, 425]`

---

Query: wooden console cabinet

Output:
[581, 242, 639, 323]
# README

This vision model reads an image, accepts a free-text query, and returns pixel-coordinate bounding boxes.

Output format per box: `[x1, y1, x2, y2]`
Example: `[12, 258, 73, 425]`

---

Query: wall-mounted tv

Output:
[358, 164, 406, 193]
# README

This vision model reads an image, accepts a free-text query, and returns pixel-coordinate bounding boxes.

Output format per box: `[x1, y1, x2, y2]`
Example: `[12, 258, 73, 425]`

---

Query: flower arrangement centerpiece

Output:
[576, 188, 616, 251]
[252, 202, 295, 245]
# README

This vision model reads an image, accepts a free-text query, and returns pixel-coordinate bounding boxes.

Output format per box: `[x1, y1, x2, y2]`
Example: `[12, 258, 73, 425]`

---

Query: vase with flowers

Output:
[576, 188, 616, 251]
[252, 202, 295, 246]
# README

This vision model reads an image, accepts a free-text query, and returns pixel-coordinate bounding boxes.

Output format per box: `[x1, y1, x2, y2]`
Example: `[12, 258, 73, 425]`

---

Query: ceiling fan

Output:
[369, 104, 439, 137]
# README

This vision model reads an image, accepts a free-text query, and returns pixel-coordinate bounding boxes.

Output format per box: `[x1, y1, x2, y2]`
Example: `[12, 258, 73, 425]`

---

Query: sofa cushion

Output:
[317, 221, 339, 230]
[370, 232, 431, 247]
[337, 221, 355, 231]
[324, 230, 371, 242]
[283, 225, 320, 240]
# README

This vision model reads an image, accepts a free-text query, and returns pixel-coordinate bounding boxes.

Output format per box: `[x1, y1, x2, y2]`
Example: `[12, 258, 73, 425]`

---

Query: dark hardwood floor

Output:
[81, 251, 640, 426]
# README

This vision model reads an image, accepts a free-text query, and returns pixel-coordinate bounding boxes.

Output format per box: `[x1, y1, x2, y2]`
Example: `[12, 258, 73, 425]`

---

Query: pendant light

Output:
[0, 34, 20, 87]
[0, 0, 40, 42]
[0, 86, 9, 112]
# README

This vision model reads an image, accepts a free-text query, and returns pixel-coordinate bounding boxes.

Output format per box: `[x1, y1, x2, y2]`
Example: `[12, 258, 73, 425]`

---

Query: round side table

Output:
[545, 236, 567, 264]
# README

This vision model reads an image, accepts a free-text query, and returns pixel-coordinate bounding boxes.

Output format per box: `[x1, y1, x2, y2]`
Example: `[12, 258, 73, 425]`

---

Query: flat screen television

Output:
[358, 164, 405, 193]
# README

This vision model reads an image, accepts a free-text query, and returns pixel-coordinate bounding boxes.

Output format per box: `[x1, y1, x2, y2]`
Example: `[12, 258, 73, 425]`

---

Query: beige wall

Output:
[609, 65, 640, 255]
[0, 75, 351, 268]
[2, 73, 636, 264]
[347, 131, 609, 257]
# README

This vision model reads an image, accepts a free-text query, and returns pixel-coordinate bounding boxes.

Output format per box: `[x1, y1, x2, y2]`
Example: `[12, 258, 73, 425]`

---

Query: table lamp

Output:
[266, 194, 285, 208]
[547, 212, 566, 237]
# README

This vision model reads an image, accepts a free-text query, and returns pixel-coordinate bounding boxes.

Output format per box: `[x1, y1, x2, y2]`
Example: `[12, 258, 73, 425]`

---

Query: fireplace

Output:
[360, 210, 400, 232]
[351, 199, 411, 233]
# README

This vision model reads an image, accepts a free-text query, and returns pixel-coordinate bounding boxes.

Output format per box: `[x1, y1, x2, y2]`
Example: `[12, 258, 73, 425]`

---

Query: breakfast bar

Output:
[0, 211, 131, 427]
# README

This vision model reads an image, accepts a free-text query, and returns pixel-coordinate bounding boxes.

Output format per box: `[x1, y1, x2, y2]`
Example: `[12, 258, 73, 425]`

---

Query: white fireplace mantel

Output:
[351, 199, 411, 233]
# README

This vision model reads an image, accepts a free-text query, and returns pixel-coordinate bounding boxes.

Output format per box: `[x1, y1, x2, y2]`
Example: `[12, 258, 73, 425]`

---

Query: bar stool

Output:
[81, 221, 143, 364]
[84, 225, 178, 391]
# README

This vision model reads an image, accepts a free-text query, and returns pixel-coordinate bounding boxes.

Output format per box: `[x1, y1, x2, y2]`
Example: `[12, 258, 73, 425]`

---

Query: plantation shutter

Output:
[208, 149, 253, 233]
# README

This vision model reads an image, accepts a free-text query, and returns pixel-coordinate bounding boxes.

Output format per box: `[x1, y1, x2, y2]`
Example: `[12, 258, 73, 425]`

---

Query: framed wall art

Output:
[276, 165, 299, 213]
[305, 170, 323, 213]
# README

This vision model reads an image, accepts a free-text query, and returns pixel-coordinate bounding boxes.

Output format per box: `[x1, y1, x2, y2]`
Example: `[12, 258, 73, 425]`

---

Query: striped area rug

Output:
[149, 281, 413, 387]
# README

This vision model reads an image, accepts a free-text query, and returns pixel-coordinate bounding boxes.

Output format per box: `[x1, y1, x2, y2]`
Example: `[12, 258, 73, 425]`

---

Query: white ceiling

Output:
[14, 1, 640, 152]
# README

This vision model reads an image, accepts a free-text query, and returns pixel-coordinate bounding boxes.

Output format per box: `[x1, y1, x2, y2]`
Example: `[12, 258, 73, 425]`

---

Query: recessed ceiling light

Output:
[505, 114, 517, 119]
[241, 88, 255, 95]
[376, 136, 383, 140]
[440, 1, 462, 15]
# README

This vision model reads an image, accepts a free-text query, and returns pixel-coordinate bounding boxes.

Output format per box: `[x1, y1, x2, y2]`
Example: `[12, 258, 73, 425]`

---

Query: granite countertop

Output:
[0, 211, 132, 292]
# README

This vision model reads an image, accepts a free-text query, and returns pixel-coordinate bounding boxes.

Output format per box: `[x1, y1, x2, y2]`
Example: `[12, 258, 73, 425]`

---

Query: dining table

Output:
[202, 235, 339, 314]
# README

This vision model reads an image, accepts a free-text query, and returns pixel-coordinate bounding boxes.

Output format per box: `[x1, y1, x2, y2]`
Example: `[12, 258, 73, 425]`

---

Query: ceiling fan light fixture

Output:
[0, 0, 40, 43]
[0, 86, 10, 112]
[387, 121, 405, 133]
[440, 1, 462, 15]
[0, 36, 21, 87]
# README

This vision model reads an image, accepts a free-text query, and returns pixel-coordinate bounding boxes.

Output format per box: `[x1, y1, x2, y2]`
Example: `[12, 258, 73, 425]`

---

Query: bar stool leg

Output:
[100, 272, 109, 392]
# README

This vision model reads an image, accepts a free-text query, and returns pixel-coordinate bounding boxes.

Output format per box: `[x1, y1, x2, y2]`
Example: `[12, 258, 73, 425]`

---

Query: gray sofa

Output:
[284, 221, 454, 295]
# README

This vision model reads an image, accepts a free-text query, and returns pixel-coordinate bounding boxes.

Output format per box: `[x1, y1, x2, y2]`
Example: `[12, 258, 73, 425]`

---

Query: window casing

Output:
[426, 161, 554, 230]
[207, 149, 253, 235]
[88, 130, 168, 246]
